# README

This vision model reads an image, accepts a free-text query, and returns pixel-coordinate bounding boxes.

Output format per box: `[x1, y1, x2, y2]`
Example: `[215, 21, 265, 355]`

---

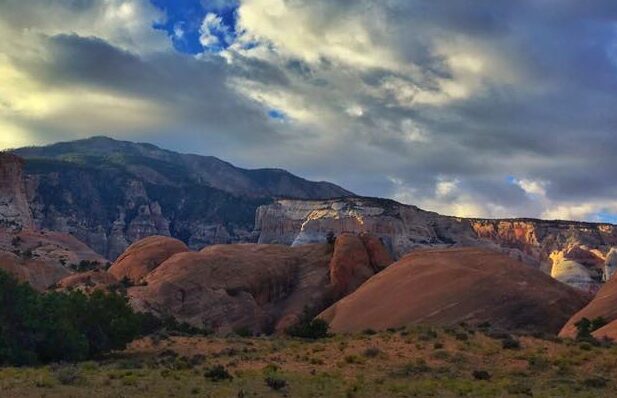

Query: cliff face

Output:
[0, 153, 33, 230]
[14, 137, 351, 259]
[255, 198, 617, 292]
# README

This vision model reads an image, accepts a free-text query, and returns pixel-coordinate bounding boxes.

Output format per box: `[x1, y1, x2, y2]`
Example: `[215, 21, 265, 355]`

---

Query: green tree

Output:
[0, 269, 147, 365]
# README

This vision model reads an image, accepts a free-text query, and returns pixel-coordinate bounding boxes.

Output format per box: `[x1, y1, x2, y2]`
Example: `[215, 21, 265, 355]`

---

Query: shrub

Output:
[233, 326, 253, 337]
[0, 269, 147, 365]
[363, 347, 382, 358]
[582, 376, 609, 388]
[265, 375, 288, 391]
[575, 317, 607, 342]
[52, 365, 82, 385]
[204, 365, 233, 382]
[286, 308, 330, 339]
[455, 332, 469, 341]
[472, 370, 491, 380]
[501, 337, 521, 350]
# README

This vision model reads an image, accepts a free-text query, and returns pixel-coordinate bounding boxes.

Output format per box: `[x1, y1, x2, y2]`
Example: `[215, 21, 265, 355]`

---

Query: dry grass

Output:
[1, 326, 616, 397]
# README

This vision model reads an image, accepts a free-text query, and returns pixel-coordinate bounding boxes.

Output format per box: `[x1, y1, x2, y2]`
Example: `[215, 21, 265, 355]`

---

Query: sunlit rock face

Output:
[255, 198, 617, 292]
[255, 197, 480, 258]
[604, 248, 617, 282]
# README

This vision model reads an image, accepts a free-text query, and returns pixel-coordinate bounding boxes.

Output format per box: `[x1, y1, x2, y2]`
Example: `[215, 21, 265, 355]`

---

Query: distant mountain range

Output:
[12, 136, 352, 259]
[4, 136, 617, 295]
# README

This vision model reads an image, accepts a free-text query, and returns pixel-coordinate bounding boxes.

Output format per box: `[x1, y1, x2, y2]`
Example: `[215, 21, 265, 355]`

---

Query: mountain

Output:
[11, 136, 352, 259]
[6, 137, 617, 293]
[255, 198, 617, 292]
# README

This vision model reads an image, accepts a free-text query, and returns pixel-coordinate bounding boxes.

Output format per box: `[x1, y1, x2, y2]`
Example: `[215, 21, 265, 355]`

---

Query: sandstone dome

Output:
[320, 247, 589, 335]
[108, 236, 189, 283]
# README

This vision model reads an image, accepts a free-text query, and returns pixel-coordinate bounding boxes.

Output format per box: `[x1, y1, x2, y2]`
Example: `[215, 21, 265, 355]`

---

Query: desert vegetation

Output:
[0, 269, 152, 365]
[2, 316, 617, 397]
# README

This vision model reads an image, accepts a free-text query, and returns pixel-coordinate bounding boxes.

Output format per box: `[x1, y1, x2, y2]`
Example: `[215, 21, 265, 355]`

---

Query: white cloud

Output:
[513, 178, 548, 198]
[0, 0, 169, 54]
[200, 12, 233, 48]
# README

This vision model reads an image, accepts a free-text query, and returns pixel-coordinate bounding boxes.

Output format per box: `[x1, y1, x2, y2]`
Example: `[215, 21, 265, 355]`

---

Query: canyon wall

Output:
[255, 198, 617, 292]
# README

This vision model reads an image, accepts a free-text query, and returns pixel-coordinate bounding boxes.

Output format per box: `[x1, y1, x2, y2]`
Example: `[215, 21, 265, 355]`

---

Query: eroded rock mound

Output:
[0, 250, 70, 291]
[560, 270, 617, 339]
[128, 244, 333, 334]
[319, 248, 590, 335]
[0, 228, 107, 289]
[329, 234, 374, 298]
[121, 232, 393, 334]
[109, 236, 189, 283]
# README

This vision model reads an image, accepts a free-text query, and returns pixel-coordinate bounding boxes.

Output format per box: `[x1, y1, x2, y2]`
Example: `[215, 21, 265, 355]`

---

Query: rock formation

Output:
[328, 233, 378, 298]
[559, 268, 617, 338]
[255, 198, 617, 291]
[0, 152, 33, 230]
[108, 236, 189, 283]
[319, 247, 590, 335]
[106, 234, 392, 334]
[0, 228, 106, 290]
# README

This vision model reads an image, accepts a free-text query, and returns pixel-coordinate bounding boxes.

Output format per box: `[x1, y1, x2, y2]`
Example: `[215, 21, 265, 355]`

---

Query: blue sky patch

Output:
[268, 109, 288, 122]
[151, 0, 238, 54]
[595, 212, 617, 224]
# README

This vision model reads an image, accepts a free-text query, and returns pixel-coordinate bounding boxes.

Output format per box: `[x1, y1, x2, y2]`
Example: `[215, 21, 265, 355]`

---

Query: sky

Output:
[1, 0, 617, 222]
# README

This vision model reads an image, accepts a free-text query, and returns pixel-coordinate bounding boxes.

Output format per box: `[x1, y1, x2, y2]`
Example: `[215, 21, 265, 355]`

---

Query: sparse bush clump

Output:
[204, 365, 233, 382]
[363, 347, 382, 358]
[286, 308, 330, 339]
[501, 336, 521, 350]
[265, 375, 288, 391]
[575, 317, 608, 343]
[52, 365, 82, 385]
[472, 370, 491, 380]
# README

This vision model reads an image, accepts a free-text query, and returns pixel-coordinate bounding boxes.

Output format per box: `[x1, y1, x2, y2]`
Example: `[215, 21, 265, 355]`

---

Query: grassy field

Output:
[1, 326, 615, 397]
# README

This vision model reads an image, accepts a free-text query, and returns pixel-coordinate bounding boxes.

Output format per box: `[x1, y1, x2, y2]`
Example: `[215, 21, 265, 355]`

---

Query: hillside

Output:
[11, 137, 351, 258]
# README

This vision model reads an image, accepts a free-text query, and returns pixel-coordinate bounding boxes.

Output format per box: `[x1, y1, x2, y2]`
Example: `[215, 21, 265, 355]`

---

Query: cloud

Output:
[2, 0, 617, 223]
[199, 12, 234, 49]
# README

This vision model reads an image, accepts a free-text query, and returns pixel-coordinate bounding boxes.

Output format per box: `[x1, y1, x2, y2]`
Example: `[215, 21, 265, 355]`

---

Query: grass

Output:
[2, 326, 617, 397]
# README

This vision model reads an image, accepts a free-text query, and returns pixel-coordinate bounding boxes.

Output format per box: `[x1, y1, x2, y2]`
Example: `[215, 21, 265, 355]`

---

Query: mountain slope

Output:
[12, 136, 352, 259]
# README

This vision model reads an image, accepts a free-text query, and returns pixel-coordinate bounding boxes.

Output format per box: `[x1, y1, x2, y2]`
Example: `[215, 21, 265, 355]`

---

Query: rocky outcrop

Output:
[108, 233, 391, 334]
[559, 269, 617, 338]
[255, 197, 479, 256]
[319, 248, 590, 335]
[328, 233, 379, 298]
[128, 243, 333, 334]
[109, 236, 189, 283]
[604, 248, 617, 281]
[0, 250, 70, 291]
[0, 228, 107, 290]
[0, 153, 33, 230]
[255, 198, 617, 291]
